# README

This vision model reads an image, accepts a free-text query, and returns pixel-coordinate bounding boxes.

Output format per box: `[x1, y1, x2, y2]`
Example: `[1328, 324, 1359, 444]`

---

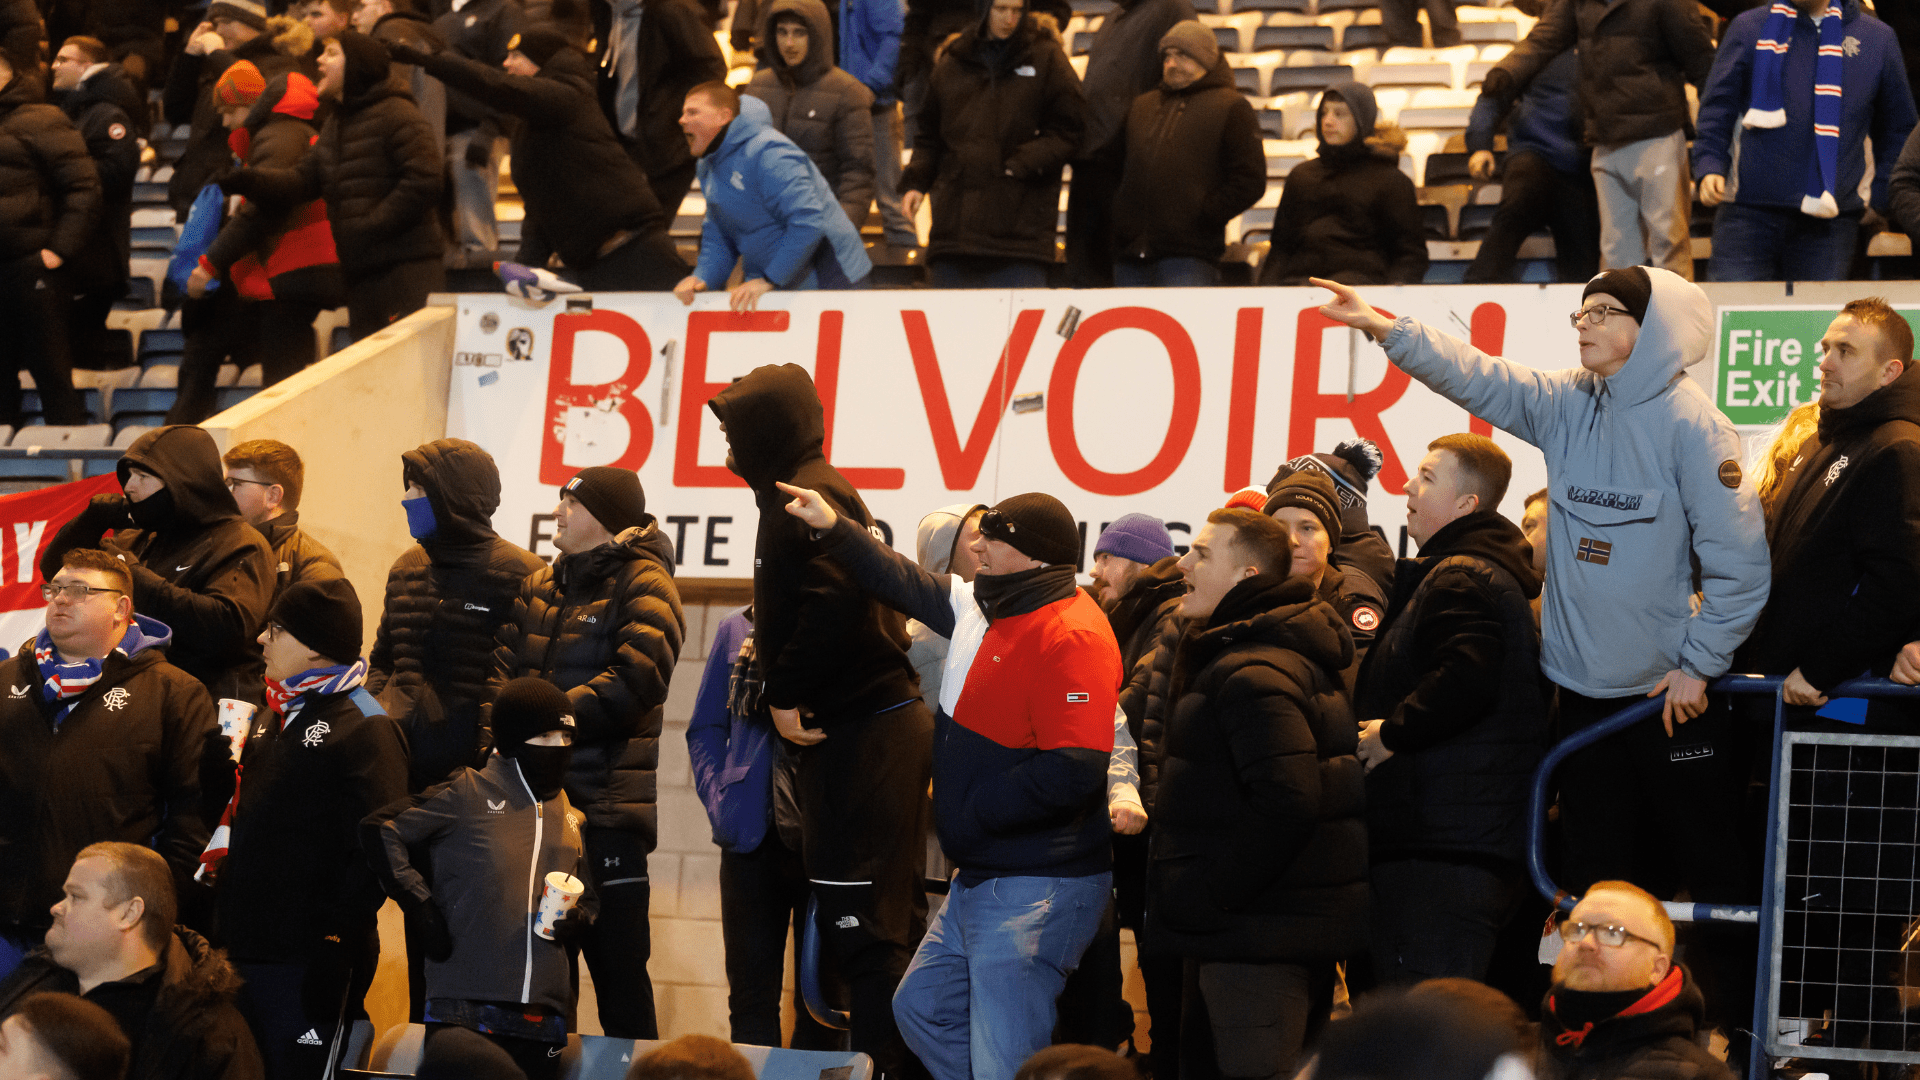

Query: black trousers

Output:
[424, 1023, 562, 1080]
[1369, 858, 1523, 986]
[794, 701, 933, 1079]
[66, 286, 120, 370]
[1054, 896, 1130, 1050]
[577, 827, 657, 1038]
[232, 934, 378, 1080]
[347, 257, 446, 342]
[1181, 959, 1330, 1080]
[1064, 154, 1123, 288]
[0, 257, 85, 427]
[719, 830, 847, 1048]
[1463, 151, 1601, 285]
[169, 289, 321, 424]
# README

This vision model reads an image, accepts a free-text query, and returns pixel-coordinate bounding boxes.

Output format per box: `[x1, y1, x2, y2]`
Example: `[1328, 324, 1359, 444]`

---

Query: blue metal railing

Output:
[1528, 673, 1920, 1079]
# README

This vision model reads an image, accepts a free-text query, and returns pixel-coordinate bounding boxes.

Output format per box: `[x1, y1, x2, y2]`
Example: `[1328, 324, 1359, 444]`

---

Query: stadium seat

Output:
[1267, 63, 1352, 96]
[1423, 150, 1479, 186]
[1227, 0, 1310, 14]
[1458, 203, 1499, 239]
[1421, 202, 1452, 240]
[1072, 29, 1096, 53]
[1264, 138, 1314, 178]
[239, 364, 263, 388]
[1316, 0, 1380, 13]
[213, 387, 257, 413]
[1253, 23, 1334, 51]
[138, 328, 184, 366]
[1399, 87, 1478, 129]
[1460, 20, 1517, 42]
[1257, 109, 1288, 138]
[2, 425, 113, 486]
[1339, 23, 1391, 50]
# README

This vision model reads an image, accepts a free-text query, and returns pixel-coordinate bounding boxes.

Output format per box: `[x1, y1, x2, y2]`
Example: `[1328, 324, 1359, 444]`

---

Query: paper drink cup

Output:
[534, 872, 584, 939]
[217, 699, 257, 762]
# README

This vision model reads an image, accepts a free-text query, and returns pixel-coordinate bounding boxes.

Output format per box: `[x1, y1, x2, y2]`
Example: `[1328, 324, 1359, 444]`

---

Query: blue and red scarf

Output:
[1743, 0, 1846, 218]
[33, 624, 141, 726]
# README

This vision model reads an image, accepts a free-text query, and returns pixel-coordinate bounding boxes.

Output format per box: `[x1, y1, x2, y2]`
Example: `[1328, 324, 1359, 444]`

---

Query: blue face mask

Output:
[403, 494, 437, 540]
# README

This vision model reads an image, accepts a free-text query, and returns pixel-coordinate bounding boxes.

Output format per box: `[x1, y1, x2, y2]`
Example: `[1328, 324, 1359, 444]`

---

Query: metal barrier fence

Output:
[1529, 675, 1920, 1079]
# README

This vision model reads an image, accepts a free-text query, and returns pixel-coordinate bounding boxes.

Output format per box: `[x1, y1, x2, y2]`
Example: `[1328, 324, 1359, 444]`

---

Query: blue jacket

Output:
[1382, 268, 1770, 698]
[694, 95, 872, 290]
[1693, 0, 1915, 214]
[1466, 48, 1586, 176]
[685, 609, 772, 854]
[840, 0, 903, 104]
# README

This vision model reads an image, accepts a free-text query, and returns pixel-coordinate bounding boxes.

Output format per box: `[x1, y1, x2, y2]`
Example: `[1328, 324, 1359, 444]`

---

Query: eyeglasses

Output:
[1569, 305, 1634, 328]
[1559, 920, 1664, 950]
[42, 583, 123, 602]
[225, 477, 273, 491]
[263, 623, 286, 643]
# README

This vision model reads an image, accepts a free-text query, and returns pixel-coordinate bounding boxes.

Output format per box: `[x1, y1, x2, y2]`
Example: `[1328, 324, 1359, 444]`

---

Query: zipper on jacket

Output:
[513, 758, 544, 1004]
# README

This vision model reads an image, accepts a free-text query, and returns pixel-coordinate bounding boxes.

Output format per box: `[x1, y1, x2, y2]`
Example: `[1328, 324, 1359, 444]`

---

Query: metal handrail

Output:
[1527, 674, 1920, 921]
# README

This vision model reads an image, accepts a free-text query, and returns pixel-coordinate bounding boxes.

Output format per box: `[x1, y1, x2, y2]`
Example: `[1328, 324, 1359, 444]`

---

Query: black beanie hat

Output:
[335, 30, 391, 101]
[270, 577, 363, 666]
[507, 24, 572, 67]
[1265, 438, 1383, 513]
[1261, 470, 1342, 542]
[492, 677, 576, 752]
[980, 492, 1080, 567]
[1583, 266, 1652, 326]
[561, 466, 646, 535]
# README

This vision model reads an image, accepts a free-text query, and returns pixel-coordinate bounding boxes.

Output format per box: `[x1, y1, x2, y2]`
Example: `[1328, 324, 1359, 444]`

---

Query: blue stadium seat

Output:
[1268, 64, 1353, 95]
[1253, 24, 1334, 50]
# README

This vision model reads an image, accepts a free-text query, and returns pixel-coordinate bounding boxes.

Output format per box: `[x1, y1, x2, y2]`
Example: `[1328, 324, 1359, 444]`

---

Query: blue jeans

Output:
[1708, 202, 1861, 282]
[893, 872, 1110, 1080]
[1112, 257, 1220, 287]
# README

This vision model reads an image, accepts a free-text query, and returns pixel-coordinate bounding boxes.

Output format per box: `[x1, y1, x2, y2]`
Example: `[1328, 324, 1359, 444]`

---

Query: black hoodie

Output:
[1145, 573, 1367, 963]
[40, 426, 274, 705]
[1743, 366, 1920, 691]
[1355, 509, 1545, 866]
[1111, 55, 1266, 263]
[0, 927, 264, 1080]
[707, 364, 919, 721]
[489, 522, 686, 842]
[54, 63, 144, 292]
[368, 439, 546, 792]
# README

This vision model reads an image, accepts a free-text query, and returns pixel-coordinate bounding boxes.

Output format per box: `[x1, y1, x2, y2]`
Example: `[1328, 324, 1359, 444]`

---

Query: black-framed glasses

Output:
[264, 623, 286, 643]
[225, 477, 273, 491]
[1559, 920, 1663, 950]
[42, 583, 123, 602]
[1569, 305, 1634, 328]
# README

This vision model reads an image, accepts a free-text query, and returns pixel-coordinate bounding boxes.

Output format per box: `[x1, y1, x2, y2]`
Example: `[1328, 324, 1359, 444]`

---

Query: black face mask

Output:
[508, 743, 573, 801]
[126, 485, 175, 531]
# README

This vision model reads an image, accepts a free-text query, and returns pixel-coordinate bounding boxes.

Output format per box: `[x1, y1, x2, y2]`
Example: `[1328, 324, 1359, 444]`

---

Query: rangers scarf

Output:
[1742, 0, 1846, 218]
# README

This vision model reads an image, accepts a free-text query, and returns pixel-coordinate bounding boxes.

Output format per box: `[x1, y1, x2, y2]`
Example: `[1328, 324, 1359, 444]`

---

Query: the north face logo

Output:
[296, 1030, 323, 1046]
[102, 688, 130, 711]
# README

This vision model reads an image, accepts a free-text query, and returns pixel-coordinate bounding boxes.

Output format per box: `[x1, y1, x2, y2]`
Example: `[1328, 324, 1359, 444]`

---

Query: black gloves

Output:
[550, 906, 591, 948]
[301, 932, 355, 1021]
[1480, 66, 1515, 102]
[40, 493, 130, 580]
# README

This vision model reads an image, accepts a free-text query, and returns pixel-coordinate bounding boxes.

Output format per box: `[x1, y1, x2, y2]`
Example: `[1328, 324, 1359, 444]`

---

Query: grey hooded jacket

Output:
[1380, 267, 1769, 697]
[744, 0, 877, 228]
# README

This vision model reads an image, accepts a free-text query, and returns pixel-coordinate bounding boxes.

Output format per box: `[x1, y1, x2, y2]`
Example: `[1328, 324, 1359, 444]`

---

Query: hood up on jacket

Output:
[400, 438, 504, 549]
[1166, 52, 1235, 95]
[707, 363, 825, 492]
[117, 425, 246, 530]
[1598, 267, 1713, 408]
[1400, 510, 1543, 601]
[758, 0, 836, 86]
[915, 503, 986, 573]
[1319, 80, 1407, 162]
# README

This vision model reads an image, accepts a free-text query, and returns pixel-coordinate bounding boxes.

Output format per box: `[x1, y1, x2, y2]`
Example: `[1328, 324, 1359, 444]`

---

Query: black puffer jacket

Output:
[406, 44, 667, 272]
[1112, 57, 1265, 262]
[1261, 119, 1427, 285]
[489, 523, 686, 842]
[1145, 573, 1366, 963]
[55, 64, 142, 292]
[0, 73, 101, 265]
[1742, 367, 1920, 691]
[1355, 510, 1545, 866]
[40, 426, 275, 705]
[1489, 0, 1713, 147]
[707, 364, 919, 722]
[0, 618, 217, 934]
[230, 69, 444, 274]
[0, 927, 263, 1080]
[745, 0, 877, 227]
[369, 439, 546, 792]
[1539, 966, 1734, 1080]
[161, 25, 308, 216]
[901, 12, 1086, 264]
[212, 683, 408, 963]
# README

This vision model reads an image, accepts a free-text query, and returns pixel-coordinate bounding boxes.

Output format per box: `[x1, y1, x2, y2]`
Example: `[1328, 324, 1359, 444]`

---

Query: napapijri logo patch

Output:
[1564, 486, 1642, 511]
[1575, 538, 1612, 565]
[1067, 692, 1089, 702]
